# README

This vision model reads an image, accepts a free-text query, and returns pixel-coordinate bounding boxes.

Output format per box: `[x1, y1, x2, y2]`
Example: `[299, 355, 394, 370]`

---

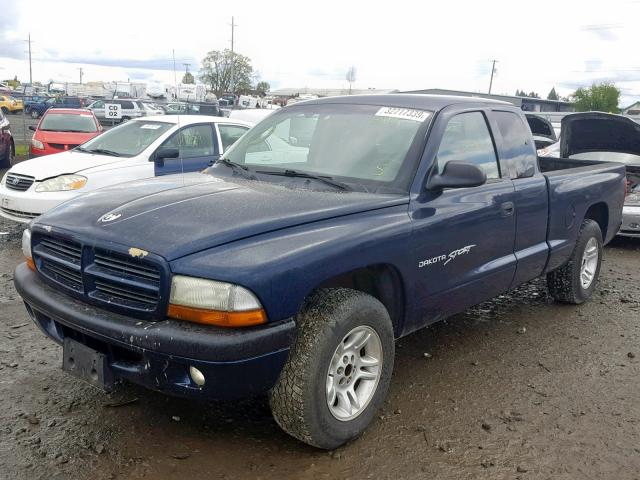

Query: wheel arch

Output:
[308, 264, 406, 337]
[584, 202, 609, 240]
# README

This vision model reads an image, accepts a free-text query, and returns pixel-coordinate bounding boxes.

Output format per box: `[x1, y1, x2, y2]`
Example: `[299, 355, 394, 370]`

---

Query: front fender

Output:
[170, 204, 412, 323]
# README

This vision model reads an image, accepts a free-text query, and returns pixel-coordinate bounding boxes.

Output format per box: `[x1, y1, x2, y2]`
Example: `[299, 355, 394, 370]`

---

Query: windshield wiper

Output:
[217, 158, 257, 179]
[255, 169, 350, 191]
[75, 147, 121, 157]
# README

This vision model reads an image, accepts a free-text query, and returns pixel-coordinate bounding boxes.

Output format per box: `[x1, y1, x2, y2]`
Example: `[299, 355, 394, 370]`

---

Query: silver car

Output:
[88, 99, 147, 123]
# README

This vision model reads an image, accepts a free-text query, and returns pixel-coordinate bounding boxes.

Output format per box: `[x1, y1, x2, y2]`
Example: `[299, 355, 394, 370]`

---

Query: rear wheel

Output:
[1, 107, 8, 115]
[270, 288, 395, 449]
[547, 219, 603, 304]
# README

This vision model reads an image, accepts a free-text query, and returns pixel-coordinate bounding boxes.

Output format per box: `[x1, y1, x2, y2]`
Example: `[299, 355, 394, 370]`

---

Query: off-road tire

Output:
[270, 288, 395, 449]
[547, 219, 603, 304]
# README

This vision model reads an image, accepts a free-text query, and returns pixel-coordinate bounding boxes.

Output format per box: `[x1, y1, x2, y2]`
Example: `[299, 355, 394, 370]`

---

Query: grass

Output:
[14, 144, 29, 158]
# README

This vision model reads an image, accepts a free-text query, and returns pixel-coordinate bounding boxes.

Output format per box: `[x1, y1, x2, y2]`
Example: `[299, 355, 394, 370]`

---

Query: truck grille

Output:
[5, 173, 35, 192]
[32, 233, 166, 319]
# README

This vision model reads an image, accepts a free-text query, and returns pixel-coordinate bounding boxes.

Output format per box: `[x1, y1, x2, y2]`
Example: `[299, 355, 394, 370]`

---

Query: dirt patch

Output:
[0, 234, 639, 479]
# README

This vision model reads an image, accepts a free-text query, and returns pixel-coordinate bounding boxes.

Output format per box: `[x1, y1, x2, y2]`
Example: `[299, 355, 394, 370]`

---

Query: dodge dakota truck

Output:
[14, 95, 626, 449]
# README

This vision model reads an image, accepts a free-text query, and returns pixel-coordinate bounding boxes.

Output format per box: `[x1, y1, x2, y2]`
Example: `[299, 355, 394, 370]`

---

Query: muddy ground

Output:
[0, 213, 639, 480]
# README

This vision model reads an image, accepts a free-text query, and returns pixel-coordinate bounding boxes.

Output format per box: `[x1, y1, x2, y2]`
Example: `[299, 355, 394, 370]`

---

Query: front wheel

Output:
[30, 110, 39, 119]
[270, 288, 395, 449]
[547, 219, 603, 304]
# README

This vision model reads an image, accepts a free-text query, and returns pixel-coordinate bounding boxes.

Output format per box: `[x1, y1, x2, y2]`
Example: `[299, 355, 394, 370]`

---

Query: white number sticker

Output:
[375, 107, 431, 122]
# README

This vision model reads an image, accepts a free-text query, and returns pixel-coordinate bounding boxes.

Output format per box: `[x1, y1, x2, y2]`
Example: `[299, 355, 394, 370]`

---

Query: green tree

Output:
[256, 81, 270, 96]
[547, 87, 559, 101]
[7, 76, 20, 89]
[570, 82, 620, 113]
[199, 49, 253, 97]
[182, 71, 194, 84]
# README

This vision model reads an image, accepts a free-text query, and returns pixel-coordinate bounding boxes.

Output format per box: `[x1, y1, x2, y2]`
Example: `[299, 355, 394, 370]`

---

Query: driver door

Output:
[409, 110, 517, 330]
[153, 123, 219, 176]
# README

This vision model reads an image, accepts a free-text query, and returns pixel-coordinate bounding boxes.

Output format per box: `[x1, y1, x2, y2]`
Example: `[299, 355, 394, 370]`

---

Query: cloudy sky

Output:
[2, 0, 640, 105]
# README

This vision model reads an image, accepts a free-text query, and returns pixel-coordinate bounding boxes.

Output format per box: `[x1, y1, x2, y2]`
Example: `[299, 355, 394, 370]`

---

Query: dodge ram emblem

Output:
[99, 212, 122, 223]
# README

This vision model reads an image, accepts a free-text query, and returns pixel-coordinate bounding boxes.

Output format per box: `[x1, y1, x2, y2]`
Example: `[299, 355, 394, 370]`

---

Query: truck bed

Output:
[538, 156, 627, 272]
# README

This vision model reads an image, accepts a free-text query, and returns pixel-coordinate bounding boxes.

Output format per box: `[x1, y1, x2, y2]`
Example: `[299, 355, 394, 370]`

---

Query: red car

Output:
[29, 108, 102, 157]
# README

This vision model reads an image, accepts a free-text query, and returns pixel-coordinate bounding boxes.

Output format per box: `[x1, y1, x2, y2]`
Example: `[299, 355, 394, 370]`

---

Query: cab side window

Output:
[437, 112, 501, 180]
[493, 111, 537, 178]
[218, 124, 249, 151]
[163, 124, 215, 158]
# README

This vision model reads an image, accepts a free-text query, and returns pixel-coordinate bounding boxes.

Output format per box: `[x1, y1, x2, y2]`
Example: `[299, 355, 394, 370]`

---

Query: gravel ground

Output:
[0, 212, 639, 480]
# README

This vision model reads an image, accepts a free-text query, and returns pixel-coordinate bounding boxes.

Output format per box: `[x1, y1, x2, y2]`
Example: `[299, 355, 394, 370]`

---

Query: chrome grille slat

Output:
[5, 174, 35, 192]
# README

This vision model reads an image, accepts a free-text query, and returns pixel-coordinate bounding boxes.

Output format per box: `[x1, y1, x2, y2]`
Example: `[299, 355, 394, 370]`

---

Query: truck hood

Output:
[526, 114, 557, 141]
[561, 112, 640, 158]
[10, 150, 128, 180]
[35, 172, 409, 261]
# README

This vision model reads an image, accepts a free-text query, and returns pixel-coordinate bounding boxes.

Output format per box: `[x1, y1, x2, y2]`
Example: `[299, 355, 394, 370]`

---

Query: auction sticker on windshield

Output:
[375, 107, 431, 122]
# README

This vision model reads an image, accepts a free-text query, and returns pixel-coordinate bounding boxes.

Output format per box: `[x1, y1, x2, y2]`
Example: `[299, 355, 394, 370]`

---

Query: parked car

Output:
[12, 95, 626, 448]
[540, 112, 640, 238]
[141, 102, 165, 116]
[163, 102, 221, 117]
[525, 113, 558, 151]
[0, 95, 24, 114]
[22, 95, 52, 113]
[0, 115, 252, 222]
[0, 108, 15, 168]
[29, 96, 89, 119]
[28, 108, 102, 157]
[87, 99, 147, 123]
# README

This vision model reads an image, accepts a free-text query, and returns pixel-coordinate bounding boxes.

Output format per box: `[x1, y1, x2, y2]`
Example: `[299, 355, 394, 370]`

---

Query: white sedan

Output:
[0, 115, 252, 223]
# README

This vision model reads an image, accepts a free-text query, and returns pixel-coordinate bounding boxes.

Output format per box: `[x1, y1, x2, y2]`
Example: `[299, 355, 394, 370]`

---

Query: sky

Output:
[2, 0, 640, 106]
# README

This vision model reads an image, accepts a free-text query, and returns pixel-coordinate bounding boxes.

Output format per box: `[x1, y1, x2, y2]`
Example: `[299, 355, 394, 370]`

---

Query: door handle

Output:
[500, 201, 515, 217]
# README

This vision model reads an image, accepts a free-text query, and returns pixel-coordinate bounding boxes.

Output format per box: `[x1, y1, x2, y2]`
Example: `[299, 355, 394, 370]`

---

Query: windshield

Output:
[79, 120, 173, 156]
[39, 112, 97, 132]
[570, 151, 640, 165]
[222, 103, 431, 191]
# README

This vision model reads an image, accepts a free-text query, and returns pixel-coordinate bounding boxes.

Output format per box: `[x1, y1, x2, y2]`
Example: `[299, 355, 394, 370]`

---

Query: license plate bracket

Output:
[62, 338, 114, 392]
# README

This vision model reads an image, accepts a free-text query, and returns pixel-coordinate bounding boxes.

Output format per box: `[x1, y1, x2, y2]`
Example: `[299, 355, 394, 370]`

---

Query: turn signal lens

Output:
[167, 304, 266, 327]
[168, 275, 267, 327]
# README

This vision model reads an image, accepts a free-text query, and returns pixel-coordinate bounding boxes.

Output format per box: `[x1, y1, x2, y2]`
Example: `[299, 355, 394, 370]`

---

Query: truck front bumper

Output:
[14, 263, 295, 400]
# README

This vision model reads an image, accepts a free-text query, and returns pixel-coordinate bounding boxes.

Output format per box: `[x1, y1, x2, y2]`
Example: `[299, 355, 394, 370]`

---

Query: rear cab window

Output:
[492, 111, 537, 178]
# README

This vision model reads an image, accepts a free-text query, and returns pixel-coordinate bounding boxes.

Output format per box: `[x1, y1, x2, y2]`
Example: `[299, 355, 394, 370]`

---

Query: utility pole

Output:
[488, 59, 498, 94]
[26, 33, 33, 84]
[78, 67, 83, 84]
[229, 16, 238, 98]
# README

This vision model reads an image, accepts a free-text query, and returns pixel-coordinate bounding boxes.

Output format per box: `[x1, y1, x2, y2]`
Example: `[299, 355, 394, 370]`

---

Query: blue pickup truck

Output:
[14, 95, 625, 448]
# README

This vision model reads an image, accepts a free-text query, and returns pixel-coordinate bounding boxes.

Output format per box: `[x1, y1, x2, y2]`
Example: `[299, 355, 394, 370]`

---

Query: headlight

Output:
[168, 275, 266, 327]
[35, 175, 87, 192]
[22, 229, 35, 271]
[31, 138, 44, 150]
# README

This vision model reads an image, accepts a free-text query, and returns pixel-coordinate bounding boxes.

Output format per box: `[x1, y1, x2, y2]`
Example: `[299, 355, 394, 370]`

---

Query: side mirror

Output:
[154, 147, 179, 161]
[28, 125, 36, 131]
[427, 161, 487, 190]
